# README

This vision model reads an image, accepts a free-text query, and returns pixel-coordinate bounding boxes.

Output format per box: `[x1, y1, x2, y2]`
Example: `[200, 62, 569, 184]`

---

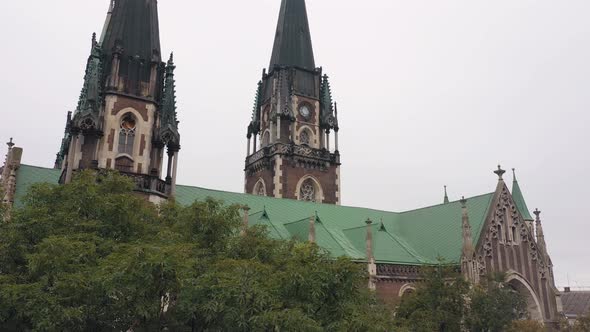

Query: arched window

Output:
[253, 179, 266, 196]
[118, 114, 136, 155]
[261, 130, 270, 148]
[300, 178, 317, 202]
[300, 129, 311, 145]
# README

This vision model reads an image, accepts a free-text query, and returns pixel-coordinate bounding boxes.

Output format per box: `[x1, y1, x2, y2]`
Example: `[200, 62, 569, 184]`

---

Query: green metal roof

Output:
[14, 165, 61, 208]
[14, 164, 496, 266]
[512, 175, 534, 220]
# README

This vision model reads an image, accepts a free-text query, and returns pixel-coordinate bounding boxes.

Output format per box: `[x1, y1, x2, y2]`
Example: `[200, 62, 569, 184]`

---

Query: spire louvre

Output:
[269, 0, 316, 70]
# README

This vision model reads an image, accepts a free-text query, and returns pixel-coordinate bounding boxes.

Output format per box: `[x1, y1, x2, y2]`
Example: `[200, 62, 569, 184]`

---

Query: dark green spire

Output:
[159, 53, 180, 148]
[248, 81, 263, 137]
[100, 0, 161, 61]
[512, 169, 533, 220]
[72, 34, 103, 132]
[320, 75, 337, 129]
[269, 0, 316, 70]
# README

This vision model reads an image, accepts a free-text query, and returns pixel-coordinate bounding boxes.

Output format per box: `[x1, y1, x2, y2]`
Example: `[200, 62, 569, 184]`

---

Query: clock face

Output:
[299, 105, 311, 119]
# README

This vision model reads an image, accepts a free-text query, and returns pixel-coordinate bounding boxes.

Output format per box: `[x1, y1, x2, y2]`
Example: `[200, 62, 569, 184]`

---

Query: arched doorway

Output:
[506, 273, 543, 322]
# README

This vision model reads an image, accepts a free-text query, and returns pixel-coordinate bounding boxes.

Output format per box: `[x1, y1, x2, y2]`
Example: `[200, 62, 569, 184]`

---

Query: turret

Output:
[244, 0, 342, 204]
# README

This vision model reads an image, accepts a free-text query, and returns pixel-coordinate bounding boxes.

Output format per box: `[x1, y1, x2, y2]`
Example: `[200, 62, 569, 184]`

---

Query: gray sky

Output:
[1, 0, 589, 288]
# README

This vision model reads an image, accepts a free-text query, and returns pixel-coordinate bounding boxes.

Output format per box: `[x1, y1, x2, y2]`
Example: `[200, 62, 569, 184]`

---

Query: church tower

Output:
[55, 0, 180, 202]
[245, 0, 341, 204]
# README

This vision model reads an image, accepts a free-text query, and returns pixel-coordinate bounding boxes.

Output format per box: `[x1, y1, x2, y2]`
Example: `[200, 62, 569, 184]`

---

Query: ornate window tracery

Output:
[253, 179, 266, 196]
[300, 178, 316, 202]
[118, 114, 136, 155]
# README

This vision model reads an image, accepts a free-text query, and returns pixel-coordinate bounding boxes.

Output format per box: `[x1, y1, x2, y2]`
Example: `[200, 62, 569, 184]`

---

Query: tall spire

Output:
[443, 185, 450, 204]
[511, 168, 534, 220]
[269, 0, 316, 70]
[101, 0, 161, 61]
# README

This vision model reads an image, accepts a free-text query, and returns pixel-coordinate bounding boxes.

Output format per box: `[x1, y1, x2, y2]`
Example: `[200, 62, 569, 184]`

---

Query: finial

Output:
[91, 32, 97, 47]
[366, 218, 373, 225]
[460, 196, 467, 208]
[242, 205, 251, 212]
[168, 52, 174, 65]
[7, 138, 14, 149]
[494, 165, 506, 180]
[534, 208, 541, 220]
[444, 185, 450, 204]
[512, 168, 517, 181]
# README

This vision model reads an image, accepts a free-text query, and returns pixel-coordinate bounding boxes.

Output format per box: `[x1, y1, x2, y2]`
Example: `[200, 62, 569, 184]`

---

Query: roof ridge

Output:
[399, 192, 495, 214]
[381, 229, 432, 264]
[21, 164, 60, 171]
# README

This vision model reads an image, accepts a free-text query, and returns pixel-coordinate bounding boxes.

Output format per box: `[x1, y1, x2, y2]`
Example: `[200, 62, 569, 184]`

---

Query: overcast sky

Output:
[1, 0, 589, 288]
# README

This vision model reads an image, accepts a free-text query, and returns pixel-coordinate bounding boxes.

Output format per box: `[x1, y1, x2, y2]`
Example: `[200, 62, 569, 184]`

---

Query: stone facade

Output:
[54, 0, 180, 201]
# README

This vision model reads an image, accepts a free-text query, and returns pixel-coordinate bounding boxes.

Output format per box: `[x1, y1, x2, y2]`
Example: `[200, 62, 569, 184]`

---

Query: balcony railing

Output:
[246, 143, 340, 167]
[59, 168, 170, 198]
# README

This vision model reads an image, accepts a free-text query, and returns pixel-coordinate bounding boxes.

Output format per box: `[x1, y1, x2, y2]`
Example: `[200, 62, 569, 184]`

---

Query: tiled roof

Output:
[562, 291, 590, 318]
[15, 164, 495, 266]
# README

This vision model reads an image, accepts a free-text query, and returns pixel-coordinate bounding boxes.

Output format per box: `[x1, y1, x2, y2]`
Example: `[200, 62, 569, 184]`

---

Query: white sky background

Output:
[1, 0, 589, 288]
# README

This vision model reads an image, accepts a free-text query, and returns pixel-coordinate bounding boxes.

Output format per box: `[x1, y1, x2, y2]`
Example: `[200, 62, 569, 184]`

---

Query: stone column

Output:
[253, 135, 257, 153]
[325, 130, 330, 152]
[166, 149, 173, 183]
[65, 134, 78, 183]
[247, 137, 251, 156]
[335, 130, 339, 152]
[366, 218, 377, 290]
[309, 214, 316, 243]
[277, 117, 281, 142]
[170, 151, 179, 197]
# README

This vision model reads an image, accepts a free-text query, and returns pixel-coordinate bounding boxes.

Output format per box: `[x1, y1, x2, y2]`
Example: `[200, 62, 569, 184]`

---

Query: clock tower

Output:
[245, 0, 341, 204]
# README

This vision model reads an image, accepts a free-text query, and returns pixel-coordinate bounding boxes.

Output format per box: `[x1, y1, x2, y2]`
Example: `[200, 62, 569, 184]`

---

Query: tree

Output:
[0, 171, 394, 331]
[464, 273, 527, 332]
[394, 267, 527, 332]
[394, 265, 469, 332]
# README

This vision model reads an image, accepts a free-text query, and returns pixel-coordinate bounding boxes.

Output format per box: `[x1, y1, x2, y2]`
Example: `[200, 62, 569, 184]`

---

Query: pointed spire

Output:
[534, 209, 547, 254]
[365, 218, 374, 263]
[365, 218, 377, 290]
[460, 197, 474, 258]
[269, 0, 316, 70]
[160, 52, 180, 147]
[512, 168, 534, 220]
[444, 185, 450, 204]
[101, 0, 161, 61]
[320, 74, 337, 129]
[248, 81, 263, 137]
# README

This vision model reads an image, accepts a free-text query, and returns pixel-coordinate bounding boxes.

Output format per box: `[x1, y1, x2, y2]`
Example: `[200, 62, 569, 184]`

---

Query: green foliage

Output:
[394, 265, 469, 332]
[506, 320, 545, 332]
[0, 171, 393, 331]
[394, 268, 528, 332]
[464, 273, 527, 332]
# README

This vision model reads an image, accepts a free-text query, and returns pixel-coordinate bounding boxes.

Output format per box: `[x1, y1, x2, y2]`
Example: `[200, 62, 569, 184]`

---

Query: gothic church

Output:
[1, 0, 564, 328]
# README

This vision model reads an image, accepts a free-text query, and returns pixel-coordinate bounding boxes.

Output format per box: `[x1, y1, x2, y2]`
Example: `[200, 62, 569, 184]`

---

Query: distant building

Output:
[561, 288, 590, 324]
[0, 0, 564, 328]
